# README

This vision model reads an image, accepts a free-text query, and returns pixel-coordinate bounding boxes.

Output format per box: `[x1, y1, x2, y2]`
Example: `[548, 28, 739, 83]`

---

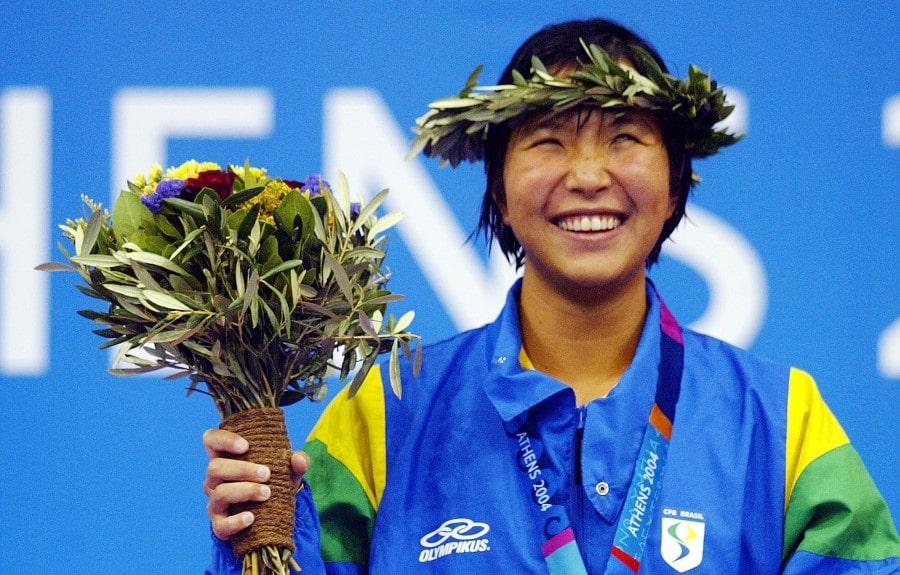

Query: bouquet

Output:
[39, 160, 420, 574]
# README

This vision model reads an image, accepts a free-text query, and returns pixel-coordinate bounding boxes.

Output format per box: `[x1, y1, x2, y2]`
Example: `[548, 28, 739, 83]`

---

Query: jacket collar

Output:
[482, 278, 662, 423]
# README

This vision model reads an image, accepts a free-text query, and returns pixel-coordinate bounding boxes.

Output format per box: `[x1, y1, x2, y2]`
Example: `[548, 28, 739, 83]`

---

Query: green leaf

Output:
[351, 188, 389, 234]
[276, 189, 303, 232]
[347, 246, 385, 261]
[429, 96, 482, 109]
[169, 226, 205, 260]
[80, 209, 105, 256]
[238, 203, 261, 239]
[242, 269, 259, 318]
[110, 340, 133, 369]
[103, 283, 144, 299]
[357, 310, 377, 338]
[154, 213, 181, 239]
[335, 171, 352, 214]
[125, 250, 191, 277]
[389, 338, 402, 399]
[163, 197, 206, 221]
[69, 255, 123, 269]
[111, 190, 150, 243]
[130, 262, 164, 292]
[464, 64, 484, 91]
[393, 310, 415, 333]
[321, 250, 353, 303]
[142, 290, 192, 311]
[347, 352, 376, 398]
[368, 211, 404, 238]
[108, 364, 169, 376]
[221, 185, 264, 207]
[280, 390, 309, 406]
[362, 293, 405, 307]
[260, 259, 305, 280]
[145, 328, 194, 343]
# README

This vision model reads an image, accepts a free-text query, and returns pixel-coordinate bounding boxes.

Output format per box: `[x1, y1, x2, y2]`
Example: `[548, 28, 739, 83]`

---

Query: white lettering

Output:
[323, 88, 519, 331]
[882, 94, 900, 148]
[664, 204, 767, 347]
[0, 88, 50, 374]
[879, 95, 899, 378]
[877, 317, 900, 378]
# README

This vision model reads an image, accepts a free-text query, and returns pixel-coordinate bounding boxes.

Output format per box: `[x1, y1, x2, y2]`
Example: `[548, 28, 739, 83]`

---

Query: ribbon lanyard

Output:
[509, 290, 684, 575]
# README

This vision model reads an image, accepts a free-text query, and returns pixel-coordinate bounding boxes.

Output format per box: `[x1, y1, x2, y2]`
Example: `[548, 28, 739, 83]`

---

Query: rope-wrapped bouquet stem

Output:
[40, 160, 420, 574]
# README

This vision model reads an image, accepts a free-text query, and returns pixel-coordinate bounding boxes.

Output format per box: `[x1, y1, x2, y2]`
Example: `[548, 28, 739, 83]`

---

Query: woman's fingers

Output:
[291, 450, 311, 491]
[202, 432, 311, 539]
[208, 481, 271, 513]
[211, 510, 255, 540]
[203, 428, 249, 459]
[204, 457, 270, 494]
[292, 451, 310, 476]
[208, 481, 272, 540]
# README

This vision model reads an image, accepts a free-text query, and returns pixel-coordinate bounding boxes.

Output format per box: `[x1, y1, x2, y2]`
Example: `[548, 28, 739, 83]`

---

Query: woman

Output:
[204, 19, 900, 574]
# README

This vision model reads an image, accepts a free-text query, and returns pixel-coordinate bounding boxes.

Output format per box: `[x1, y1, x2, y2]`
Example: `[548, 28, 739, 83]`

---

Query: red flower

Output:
[185, 170, 236, 200]
[282, 179, 304, 189]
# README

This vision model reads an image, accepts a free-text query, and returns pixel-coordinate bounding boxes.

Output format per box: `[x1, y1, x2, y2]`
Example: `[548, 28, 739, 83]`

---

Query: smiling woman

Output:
[203, 17, 900, 575]
[502, 109, 674, 296]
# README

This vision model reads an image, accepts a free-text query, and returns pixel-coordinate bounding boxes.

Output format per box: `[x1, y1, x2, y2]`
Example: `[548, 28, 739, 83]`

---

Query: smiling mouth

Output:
[556, 214, 623, 232]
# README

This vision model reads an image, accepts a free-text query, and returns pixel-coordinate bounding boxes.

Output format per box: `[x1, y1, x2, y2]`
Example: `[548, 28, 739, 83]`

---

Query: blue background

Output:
[1, 2, 897, 572]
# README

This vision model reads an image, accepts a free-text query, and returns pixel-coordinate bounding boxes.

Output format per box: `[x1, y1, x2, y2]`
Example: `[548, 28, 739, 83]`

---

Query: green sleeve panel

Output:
[304, 438, 376, 565]
[783, 443, 900, 562]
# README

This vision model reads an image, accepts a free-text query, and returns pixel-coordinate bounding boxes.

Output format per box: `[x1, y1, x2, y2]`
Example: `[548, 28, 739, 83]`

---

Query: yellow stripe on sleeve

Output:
[307, 366, 387, 509]
[785, 367, 849, 509]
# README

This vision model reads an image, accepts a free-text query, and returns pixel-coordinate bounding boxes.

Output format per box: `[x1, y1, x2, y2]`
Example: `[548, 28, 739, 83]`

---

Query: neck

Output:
[518, 271, 648, 404]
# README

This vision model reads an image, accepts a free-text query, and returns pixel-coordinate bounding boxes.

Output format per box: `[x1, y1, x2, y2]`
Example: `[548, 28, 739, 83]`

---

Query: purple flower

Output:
[350, 201, 361, 217]
[301, 174, 329, 198]
[140, 179, 186, 213]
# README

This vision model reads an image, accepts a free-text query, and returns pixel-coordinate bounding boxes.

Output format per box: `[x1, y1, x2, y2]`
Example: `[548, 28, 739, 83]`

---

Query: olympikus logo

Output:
[418, 518, 491, 563]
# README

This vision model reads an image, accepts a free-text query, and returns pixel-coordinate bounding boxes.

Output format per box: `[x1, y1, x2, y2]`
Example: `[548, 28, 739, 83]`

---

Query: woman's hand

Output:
[202, 428, 310, 540]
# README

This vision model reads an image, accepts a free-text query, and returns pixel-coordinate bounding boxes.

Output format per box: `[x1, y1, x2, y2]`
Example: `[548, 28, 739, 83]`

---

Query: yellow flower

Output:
[229, 164, 268, 181]
[148, 163, 163, 183]
[241, 179, 292, 225]
[165, 159, 221, 180]
[132, 162, 164, 195]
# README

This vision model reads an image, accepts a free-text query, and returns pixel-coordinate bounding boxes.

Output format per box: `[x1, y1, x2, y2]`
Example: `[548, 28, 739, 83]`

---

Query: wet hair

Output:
[477, 18, 693, 267]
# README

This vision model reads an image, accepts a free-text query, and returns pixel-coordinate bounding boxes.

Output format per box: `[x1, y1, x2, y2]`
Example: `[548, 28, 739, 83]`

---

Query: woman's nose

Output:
[564, 145, 612, 197]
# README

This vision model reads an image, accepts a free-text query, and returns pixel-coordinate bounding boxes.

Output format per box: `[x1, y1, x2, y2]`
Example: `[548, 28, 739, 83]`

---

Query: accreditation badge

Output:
[660, 514, 705, 572]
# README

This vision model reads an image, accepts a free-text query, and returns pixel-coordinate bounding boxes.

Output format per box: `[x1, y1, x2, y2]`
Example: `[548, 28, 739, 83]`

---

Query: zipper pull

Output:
[577, 405, 586, 429]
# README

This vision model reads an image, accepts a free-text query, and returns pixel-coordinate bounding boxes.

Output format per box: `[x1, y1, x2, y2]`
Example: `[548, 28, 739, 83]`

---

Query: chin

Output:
[548, 268, 646, 302]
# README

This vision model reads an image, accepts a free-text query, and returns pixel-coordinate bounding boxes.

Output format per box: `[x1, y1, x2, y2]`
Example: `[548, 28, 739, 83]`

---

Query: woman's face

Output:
[501, 108, 674, 297]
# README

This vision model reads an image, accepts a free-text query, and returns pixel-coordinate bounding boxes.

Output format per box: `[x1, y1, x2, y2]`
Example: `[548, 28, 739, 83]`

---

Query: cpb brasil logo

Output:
[660, 510, 705, 572]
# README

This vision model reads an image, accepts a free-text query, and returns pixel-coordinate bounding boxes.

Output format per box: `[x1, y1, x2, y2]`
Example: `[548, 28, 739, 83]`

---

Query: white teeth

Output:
[558, 214, 621, 232]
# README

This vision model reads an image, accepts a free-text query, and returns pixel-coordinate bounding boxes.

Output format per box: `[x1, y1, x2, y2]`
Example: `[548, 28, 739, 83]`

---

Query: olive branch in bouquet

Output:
[39, 161, 420, 574]
[45, 166, 418, 415]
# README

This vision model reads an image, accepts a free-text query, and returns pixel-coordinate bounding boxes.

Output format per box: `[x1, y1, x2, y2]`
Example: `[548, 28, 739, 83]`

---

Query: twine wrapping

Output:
[220, 407, 296, 557]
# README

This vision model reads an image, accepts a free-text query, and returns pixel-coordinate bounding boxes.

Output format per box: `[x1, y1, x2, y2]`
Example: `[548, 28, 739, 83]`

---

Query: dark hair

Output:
[477, 18, 693, 267]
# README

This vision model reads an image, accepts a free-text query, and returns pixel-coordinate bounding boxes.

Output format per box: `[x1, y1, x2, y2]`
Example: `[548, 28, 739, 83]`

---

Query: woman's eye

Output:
[612, 133, 639, 144]
[531, 137, 562, 148]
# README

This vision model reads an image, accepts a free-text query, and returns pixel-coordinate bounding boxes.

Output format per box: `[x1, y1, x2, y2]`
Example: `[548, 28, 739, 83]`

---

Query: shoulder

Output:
[389, 322, 493, 392]
[680, 327, 792, 397]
